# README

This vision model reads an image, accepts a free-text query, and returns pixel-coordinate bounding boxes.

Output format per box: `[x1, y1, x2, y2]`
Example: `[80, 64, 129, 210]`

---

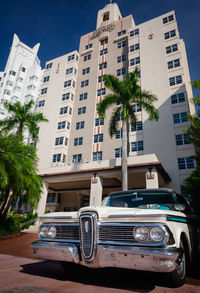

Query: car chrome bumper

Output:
[31, 241, 181, 273]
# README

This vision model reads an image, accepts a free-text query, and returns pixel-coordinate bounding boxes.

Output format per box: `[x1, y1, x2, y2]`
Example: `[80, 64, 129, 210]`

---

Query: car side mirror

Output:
[174, 204, 185, 212]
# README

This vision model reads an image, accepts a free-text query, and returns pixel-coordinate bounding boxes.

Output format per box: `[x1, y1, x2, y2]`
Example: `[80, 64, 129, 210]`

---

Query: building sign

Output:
[147, 168, 154, 179]
[90, 24, 115, 40]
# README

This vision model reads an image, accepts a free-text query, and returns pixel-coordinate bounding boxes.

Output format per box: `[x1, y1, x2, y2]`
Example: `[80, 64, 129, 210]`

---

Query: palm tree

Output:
[0, 131, 42, 217]
[98, 68, 159, 191]
[0, 100, 48, 143]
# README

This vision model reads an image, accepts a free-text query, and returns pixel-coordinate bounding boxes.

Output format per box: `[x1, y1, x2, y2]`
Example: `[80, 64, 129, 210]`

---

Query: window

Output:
[85, 43, 93, 50]
[68, 54, 75, 61]
[171, 92, 185, 104]
[118, 30, 126, 37]
[178, 157, 194, 170]
[93, 151, 102, 161]
[82, 67, 90, 75]
[46, 63, 52, 69]
[117, 55, 126, 63]
[41, 88, 47, 95]
[175, 134, 191, 146]
[131, 140, 144, 151]
[57, 121, 66, 129]
[79, 92, 88, 101]
[43, 76, 50, 82]
[55, 137, 64, 145]
[166, 44, 178, 54]
[29, 76, 37, 81]
[115, 148, 122, 158]
[130, 57, 140, 66]
[133, 104, 142, 112]
[64, 80, 72, 87]
[9, 70, 16, 76]
[131, 121, 143, 131]
[47, 193, 56, 203]
[130, 29, 139, 37]
[21, 67, 26, 72]
[168, 59, 180, 69]
[76, 121, 85, 130]
[84, 54, 91, 61]
[73, 154, 82, 163]
[99, 62, 107, 70]
[97, 88, 106, 96]
[52, 153, 61, 162]
[117, 68, 126, 76]
[173, 112, 188, 124]
[38, 100, 45, 107]
[4, 89, 11, 95]
[66, 68, 73, 75]
[130, 43, 140, 52]
[74, 137, 83, 146]
[115, 129, 123, 139]
[169, 75, 182, 86]
[60, 106, 68, 115]
[62, 93, 70, 101]
[94, 134, 103, 143]
[117, 40, 127, 48]
[163, 14, 174, 24]
[81, 80, 89, 87]
[100, 48, 108, 56]
[100, 39, 108, 46]
[103, 12, 109, 21]
[95, 118, 104, 126]
[165, 29, 176, 39]
[98, 76, 104, 83]
[78, 106, 86, 115]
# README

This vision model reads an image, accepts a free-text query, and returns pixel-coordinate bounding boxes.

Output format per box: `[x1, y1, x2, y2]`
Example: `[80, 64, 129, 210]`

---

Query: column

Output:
[145, 167, 159, 189]
[89, 174, 103, 207]
[37, 180, 49, 216]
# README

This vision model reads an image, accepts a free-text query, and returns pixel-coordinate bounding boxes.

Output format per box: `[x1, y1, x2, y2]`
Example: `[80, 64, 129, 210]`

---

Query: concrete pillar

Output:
[89, 174, 103, 207]
[145, 167, 159, 189]
[37, 180, 49, 217]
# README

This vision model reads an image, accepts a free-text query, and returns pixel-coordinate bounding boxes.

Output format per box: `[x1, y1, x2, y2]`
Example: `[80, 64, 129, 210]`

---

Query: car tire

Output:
[168, 240, 186, 287]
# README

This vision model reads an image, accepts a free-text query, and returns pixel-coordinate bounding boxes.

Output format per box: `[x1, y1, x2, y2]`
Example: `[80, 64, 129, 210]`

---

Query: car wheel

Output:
[168, 240, 186, 287]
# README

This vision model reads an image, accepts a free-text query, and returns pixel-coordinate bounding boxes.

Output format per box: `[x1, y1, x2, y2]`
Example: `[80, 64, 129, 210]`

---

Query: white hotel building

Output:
[1, 3, 196, 215]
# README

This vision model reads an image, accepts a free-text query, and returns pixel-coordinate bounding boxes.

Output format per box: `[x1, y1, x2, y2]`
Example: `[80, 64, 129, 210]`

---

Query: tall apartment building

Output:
[35, 3, 196, 215]
[0, 34, 42, 120]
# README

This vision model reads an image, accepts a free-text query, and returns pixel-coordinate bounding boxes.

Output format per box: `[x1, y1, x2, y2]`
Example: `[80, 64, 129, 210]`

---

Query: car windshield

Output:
[106, 191, 177, 209]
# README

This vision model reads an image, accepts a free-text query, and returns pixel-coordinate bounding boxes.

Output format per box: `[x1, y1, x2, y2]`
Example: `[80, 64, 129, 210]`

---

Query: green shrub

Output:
[0, 212, 38, 236]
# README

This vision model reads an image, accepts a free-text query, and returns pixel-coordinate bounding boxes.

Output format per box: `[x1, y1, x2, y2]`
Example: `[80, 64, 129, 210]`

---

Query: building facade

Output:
[0, 34, 42, 121]
[28, 4, 196, 215]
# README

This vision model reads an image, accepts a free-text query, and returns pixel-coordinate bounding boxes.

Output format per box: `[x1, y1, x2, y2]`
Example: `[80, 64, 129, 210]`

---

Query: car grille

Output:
[99, 224, 135, 243]
[80, 212, 97, 260]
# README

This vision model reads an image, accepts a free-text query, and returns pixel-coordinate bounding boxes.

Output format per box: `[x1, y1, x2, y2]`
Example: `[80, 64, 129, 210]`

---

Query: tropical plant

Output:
[0, 131, 42, 217]
[182, 80, 200, 212]
[0, 100, 48, 143]
[97, 68, 159, 190]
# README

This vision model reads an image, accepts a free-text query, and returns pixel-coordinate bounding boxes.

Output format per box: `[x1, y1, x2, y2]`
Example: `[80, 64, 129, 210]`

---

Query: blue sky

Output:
[0, 0, 199, 81]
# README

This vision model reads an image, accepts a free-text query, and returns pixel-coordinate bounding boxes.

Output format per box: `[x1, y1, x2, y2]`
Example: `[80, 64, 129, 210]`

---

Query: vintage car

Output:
[31, 188, 200, 287]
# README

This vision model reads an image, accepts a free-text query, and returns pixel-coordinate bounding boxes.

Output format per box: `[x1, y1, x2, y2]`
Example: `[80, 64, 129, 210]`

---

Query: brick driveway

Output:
[0, 233, 200, 293]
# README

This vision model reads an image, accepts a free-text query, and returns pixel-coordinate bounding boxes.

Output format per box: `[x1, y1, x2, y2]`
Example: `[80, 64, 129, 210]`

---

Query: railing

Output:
[19, 217, 39, 229]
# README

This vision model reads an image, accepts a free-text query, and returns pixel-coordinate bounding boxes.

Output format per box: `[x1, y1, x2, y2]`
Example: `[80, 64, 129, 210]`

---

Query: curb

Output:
[0, 232, 23, 241]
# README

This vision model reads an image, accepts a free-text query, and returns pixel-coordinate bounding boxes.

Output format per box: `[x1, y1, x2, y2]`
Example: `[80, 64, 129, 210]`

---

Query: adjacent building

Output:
[0, 34, 42, 120]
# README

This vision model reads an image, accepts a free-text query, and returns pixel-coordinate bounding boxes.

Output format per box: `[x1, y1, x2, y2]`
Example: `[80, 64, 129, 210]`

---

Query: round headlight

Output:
[150, 226, 164, 242]
[39, 226, 48, 238]
[48, 226, 57, 238]
[133, 226, 148, 241]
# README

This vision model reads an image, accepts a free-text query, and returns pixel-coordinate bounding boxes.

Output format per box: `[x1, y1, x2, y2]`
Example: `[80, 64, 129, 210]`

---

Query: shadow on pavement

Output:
[20, 260, 175, 292]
